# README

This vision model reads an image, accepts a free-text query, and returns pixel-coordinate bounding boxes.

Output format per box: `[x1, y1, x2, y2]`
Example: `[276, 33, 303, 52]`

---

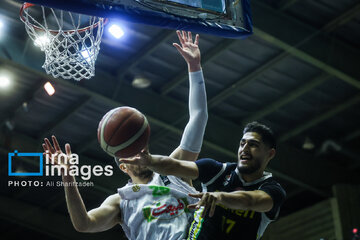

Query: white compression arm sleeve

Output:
[179, 69, 208, 153]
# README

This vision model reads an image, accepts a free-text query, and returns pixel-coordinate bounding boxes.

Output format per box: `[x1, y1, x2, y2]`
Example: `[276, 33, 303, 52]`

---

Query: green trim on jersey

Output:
[187, 207, 205, 240]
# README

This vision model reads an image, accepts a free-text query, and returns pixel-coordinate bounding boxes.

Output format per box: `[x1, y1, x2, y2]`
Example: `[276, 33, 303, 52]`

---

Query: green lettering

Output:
[148, 185, 170, 197]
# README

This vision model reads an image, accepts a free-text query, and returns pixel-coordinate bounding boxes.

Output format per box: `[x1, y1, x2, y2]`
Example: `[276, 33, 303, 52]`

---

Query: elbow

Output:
[72, 218, 92, 233]
[192, 110, 208, 126]
[197, 109, 208, 122]
[74, 224, 89, 233]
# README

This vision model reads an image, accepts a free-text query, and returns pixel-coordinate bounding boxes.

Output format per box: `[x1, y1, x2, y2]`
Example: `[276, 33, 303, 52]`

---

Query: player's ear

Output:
[119, 163, 128, 173]
[267, 148, 276, 162]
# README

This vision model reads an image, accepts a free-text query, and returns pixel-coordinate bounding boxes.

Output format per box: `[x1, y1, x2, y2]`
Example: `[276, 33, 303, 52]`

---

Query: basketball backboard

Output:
[23, 0, 253, 38]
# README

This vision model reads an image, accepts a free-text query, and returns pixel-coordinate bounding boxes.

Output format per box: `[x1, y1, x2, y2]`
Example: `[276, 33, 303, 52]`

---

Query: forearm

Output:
[62, 174, 91, 232]
[148, 155, 198, 179]
[217, 191, 253, 210]
[216, 190, 273, 213]
[147, 155, 178, 176]
[180, 69, 208, 153]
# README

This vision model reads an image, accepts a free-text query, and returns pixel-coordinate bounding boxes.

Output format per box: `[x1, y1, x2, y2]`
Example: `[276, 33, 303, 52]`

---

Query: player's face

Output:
[237, 132, 271, 174]
[125, 163, 153, 179]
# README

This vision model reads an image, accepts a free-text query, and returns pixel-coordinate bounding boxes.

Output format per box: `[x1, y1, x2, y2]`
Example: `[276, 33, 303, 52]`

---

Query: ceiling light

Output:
[5, 120, 15, 131]
[109, 24, 124, 39]
[22, 102, 29, 112]
[302, 137, 314, 150]
[132, 76, 151, 88]
[44, 82, 55, 96]
[0, 75, 10, 88]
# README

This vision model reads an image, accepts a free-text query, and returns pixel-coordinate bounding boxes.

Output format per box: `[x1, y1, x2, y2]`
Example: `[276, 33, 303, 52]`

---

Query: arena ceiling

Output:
[0, 0, 359, 239]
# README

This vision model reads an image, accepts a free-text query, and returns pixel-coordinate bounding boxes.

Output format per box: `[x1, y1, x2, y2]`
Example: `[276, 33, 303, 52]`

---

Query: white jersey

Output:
[118, 173, 198, 240]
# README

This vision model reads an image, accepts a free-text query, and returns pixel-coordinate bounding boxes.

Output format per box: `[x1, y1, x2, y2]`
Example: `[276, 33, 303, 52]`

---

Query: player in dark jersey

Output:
[120, 121, 286, 239]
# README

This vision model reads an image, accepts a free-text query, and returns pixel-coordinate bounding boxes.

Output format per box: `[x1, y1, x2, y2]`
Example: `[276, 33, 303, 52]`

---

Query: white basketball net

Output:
[20, 3, 105, 81]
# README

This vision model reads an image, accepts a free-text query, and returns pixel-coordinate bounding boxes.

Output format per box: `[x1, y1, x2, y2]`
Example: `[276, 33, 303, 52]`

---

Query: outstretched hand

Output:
[188, 192, 222, 218]
[173, 30, 201, 71]
[42, 135, 72, 173]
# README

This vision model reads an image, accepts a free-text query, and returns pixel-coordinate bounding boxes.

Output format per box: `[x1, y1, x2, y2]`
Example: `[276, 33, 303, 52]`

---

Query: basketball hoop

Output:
[20, 3, 106, 81]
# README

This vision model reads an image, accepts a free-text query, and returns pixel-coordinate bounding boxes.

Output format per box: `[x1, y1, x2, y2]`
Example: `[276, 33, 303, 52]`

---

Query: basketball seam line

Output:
[106, 110, 136, 153]
[106, 116, 148, 155]
[100, 109, 117, 154]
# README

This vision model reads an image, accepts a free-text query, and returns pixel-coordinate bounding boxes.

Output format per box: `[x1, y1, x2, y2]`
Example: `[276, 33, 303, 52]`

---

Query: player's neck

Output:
[131, 173, 154, 184]
[242, 170, 264, 183]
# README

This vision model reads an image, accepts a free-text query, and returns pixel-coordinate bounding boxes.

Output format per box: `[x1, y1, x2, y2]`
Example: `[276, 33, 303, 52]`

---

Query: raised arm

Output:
[43, 136, 121, 233]
[169, 31, 208, 162]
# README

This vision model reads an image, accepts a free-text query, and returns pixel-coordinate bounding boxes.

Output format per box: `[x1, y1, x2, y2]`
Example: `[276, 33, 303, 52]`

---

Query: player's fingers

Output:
[202, 194, 214, 217]
[52, 152, 59, 165]
[195, 34, 199, 45]
[44, 138, 55, 154]
[119, 158, 137, 164]
[209, 199, 217, 217]
[187, 203, 198, 209]
[201, 203, 209, 218]
[52, 135, 61, 152]
[173, 43, 182, 51]
[182, 30, 187, 42]
[176, 30, 184, 45]
[197, 193, 208, 208]
[188, 31, 192, 42]
[206, 194, 214, 207]
[65, 143, 72, 155]
[188, 193, 204, 198]
[42, 143, 47, 152]
[44, 150, 50, 161]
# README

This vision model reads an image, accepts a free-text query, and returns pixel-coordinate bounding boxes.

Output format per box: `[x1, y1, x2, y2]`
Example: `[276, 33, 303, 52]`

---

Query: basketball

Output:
[97, 107, 150, 158]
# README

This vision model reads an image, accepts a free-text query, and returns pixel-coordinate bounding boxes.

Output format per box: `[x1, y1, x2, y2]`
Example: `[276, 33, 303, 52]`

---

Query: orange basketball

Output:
[97, 107, 150, 158]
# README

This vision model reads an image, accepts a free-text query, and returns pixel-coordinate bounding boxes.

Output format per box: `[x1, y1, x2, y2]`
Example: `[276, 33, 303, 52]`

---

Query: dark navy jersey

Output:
[187, 158, 286, 240]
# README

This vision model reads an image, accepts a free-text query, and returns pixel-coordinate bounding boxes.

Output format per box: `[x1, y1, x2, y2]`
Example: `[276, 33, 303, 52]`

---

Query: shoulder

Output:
[260, 178, 286, 197]
[195, 158, 223, 183]
[195, 157, 219, 164]
[102, 193, 121, 207]
[258, 178, 286, 220]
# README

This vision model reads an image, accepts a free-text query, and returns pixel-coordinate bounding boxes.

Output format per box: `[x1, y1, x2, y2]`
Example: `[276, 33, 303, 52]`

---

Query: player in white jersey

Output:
[42, 30, 208, 240]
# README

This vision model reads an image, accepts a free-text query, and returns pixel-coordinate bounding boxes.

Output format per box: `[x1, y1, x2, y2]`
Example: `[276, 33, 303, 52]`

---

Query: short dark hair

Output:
[243, 122, 276, 149]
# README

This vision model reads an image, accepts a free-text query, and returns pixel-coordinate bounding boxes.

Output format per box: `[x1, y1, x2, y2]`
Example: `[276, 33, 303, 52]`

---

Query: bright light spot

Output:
[109, 24, 124, 39]
[80, 49, 93, 63]
[44, 82, 55, 96]
[34, 35, 51, 50]
[0, 75, 10, 88]
[354, 228, 358, 234]
[0, 18, 5, 39]
[132, 76, 151, 89]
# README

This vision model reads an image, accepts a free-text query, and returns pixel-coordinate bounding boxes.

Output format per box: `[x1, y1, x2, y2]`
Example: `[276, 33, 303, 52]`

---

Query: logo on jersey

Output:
[142, 197, 189, 222]
[132, 185, 141, 192]
[223, 174, 231, 186]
